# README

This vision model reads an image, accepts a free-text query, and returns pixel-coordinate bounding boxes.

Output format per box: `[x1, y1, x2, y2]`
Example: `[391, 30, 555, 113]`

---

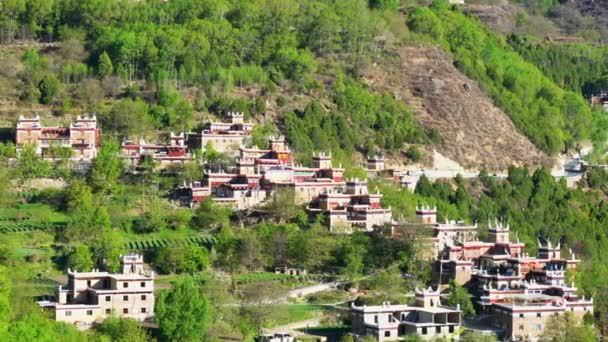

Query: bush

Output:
[405, 146, 422, 162]
[276, 96, 287, 107]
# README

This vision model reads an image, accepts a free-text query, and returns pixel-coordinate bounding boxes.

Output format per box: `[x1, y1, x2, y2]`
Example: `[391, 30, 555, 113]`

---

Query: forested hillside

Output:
[0, 0, 604, 165]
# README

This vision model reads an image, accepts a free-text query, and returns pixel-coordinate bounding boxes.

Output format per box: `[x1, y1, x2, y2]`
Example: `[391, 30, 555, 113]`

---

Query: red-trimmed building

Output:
[16, 115, 100, 161]
[188, 111, 253, 154]
[307, 178, 392, 232]
[121, 132, 193, 167]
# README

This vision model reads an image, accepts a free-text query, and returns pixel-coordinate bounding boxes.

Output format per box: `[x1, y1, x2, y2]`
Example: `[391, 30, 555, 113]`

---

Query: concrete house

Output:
[351, 287, 462, 341]
[38, 254, 155, 329]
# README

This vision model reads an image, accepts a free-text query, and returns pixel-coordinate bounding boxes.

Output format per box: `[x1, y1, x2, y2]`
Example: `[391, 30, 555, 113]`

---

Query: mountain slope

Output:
[363, 45, 549, 171]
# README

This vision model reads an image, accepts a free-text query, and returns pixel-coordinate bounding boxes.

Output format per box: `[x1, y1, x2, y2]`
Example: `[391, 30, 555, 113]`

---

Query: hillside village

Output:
[3, 1, 608, 342]
[9, 109, 599, 340]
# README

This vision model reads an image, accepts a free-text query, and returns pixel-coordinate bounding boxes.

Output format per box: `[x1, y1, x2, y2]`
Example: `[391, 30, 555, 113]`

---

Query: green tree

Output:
[101, 99, 151, 137]
[8, 313, 85, 342]
[137, 198, 167, 233]
[540, 311, 595, 342]
[153, 245, 210, 274]
[88, 140, 123, 194]
[262, 188, 302, 223]
[15, 144, 49, 181]
[446, 280, 475, 318]
[365, 265, 405, 302]
[192, 199, 232, 230]
[67, 245, 94, 272]
[98, 51, 114, 78]
[343, 239, 365, 282]
[38, 74, 61, 104]
[91, 228, 124, 272]
[156, 278, 213, 342]
[95, 315, 148, 341]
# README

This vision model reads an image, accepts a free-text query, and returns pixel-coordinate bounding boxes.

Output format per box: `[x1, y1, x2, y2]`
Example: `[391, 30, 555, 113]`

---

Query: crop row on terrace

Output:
[0, 221, 65, 233]
[125, 235, 216, 250]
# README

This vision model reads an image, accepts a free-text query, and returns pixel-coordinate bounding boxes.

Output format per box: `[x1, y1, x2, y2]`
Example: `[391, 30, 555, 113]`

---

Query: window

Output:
[87, 280, 91, 287]
[384, 331, 390, 337]
[449, 326, 454, 333]
[141, 295, 147, 300]
[86, 310, 93, 316]
[123, 308, 128, 314]
[140, 282, 146, 287]
[123, 282, 128, 288]
[436, 327, 441, 333]
[519, 325, 524, 330]
[123, 295, 128, 301]
[537, 313, 542, 318]
[65, 311, 72, 317]
[422, 327, 427, 335]
[141, 307, 147, 313]
[388, 314, 393, 323]
[105, 309, 111, 314]
[105, 296, 111, 302]
[373, 315, 378, 323]
[519, 313, 524, 318]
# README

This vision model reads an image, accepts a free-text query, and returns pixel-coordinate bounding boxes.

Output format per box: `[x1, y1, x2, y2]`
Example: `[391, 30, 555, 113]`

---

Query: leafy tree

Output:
[8, 313, 85, 342]
[95, 315, 148, 341]
[154, 245, 210, 274]
[261, 188, 302, 223]
[91, 228, 124, 272]
[541, 311, 596, 342]
[88, 140, 123, 194]
[67, 245, 94, 272]
[364, 265, 405, 302]
[446, 280, 475, 318]
[156, 278, 213, 342]
[14, 144, 49, 181]
[101, 99, 151, 137]
[38, 74, 61, 104]
[191, 198, 232, 230]
[342, 238, 366, 282]
[136, 198, 167, 233]
[238, 231, 264, 271]
[98, 51, 114, 78]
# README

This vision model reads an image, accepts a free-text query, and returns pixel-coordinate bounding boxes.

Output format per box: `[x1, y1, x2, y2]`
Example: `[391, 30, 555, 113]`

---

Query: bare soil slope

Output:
[363, 45, 550, 171]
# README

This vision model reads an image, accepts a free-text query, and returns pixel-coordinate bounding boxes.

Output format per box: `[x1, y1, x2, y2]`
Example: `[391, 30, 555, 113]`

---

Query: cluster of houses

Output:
[348, 207, 593, 341]
[422, 208, 590, 341]
[15, 113, 395, 232]
[20, 113, 594, 340]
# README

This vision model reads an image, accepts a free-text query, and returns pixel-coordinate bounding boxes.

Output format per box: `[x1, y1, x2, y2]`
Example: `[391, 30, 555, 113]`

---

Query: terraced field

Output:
[124, 235, 216, 250]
